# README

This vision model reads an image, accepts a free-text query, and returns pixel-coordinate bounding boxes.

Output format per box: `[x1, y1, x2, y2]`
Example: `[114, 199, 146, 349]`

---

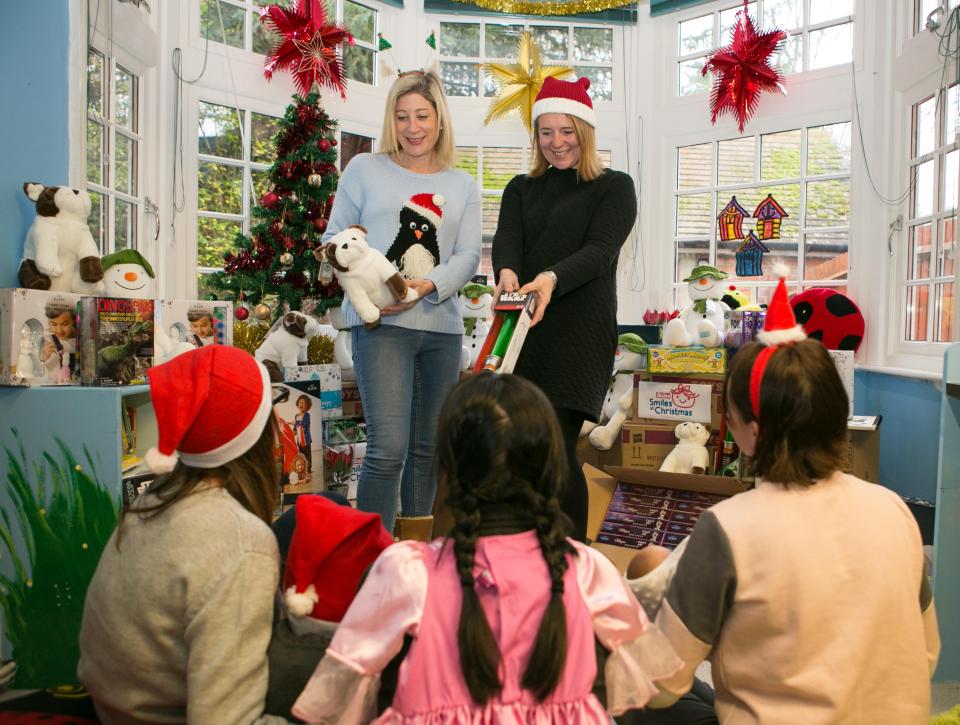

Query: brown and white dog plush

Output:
[255, 311, 322, 382]
[19, 182, 104, 293]
[317, 225, 418, 329]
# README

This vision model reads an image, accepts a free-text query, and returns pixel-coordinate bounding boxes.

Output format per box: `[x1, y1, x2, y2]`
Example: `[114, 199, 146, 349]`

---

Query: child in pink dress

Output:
[293, 372, 681, 723]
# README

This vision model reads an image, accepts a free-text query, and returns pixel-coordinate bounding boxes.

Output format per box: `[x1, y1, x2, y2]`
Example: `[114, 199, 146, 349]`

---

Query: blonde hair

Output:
[529, 115, 604, 182]
[378, 71, 456, 170]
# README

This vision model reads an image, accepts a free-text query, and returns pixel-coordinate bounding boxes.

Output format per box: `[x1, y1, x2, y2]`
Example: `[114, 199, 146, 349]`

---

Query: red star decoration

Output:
[701, 1, 786, 133]
[260, 0, 354, 99]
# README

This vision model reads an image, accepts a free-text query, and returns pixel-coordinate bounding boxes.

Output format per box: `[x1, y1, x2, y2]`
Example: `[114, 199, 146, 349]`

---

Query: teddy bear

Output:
[659, 422, 710, 475]
[18, 182, 104, 294]
[256, 311, 322, 382]
[580, 333, 647, 450]
[662, 265, 730, 348]
[459, 282, 494, 371]
[317, 225, 419, 329]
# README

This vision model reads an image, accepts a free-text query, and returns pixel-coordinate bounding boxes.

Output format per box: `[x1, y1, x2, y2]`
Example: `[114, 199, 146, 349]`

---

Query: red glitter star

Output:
[702, 1, 786, 133]
[260, 0, 354, 99]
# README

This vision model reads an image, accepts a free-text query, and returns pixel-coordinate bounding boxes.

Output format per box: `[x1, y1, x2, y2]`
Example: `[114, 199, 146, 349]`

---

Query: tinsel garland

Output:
[445, 0, 635, 15]
[308, 334, 335, 365]
[233, 321, 270, 356]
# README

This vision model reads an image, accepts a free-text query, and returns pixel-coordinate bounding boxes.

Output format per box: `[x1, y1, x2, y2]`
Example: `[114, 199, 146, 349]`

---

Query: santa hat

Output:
[283, 495, 394, 622]
[756, 263, 806, 346]
[532, 76, 596, 128]
[100, 248, 156, 278]
[404, 193, 445, 228]
[144, 346, 272, 474]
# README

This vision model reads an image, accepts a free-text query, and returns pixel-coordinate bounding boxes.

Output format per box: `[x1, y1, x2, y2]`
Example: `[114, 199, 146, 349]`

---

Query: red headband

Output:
[748, 345, 778, 420]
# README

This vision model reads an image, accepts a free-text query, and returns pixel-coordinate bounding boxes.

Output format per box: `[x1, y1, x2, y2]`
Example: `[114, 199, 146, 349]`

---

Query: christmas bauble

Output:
[261, 192, 280, 209]
[318, 138, 332, 152]
[280, 252, 295, 267]
[308, 173, 322, 187]
[331, 138, 338, 146]
[313, 217, 328, 233]
[253, 303, 271, 320]
[235, 305, 250, 321]
[205, 293, 218, 301]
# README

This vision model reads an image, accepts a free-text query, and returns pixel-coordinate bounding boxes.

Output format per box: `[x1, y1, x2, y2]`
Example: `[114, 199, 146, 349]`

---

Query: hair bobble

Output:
[460, 577, 474, 589]
[550, 580, 564, 595]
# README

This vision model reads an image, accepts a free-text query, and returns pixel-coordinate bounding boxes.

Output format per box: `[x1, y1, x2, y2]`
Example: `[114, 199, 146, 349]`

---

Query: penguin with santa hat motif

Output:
[386, 193, 444, 279]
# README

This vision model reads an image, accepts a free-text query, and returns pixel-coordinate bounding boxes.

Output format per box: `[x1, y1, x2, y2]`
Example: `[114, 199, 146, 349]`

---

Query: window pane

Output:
[599, 149, 612, 168]
[455, 146, 478, 177]
[114, 199, 136, 251]
[251, 113, 280, 164]
[805, 179, 849, 227]
[808, 122, 851, 175]
[945, 150, 959, 213]
[482, 193, 501, 240]
[253, 12, 277, 55]
[252, 169, 272, 200]
[482, 147, 522, 191]
[720, 184, 800, 280]
[917, 0, 941, 34]
[198, 217, 242, 269]
[340, 131, 373, 171]
[87, 50, 104, 117]
[485, 24, 522, 58]
[115, 134, 138, 196]
[941, 216, 956, 277]
[677, 193, 712, 236]
[912, 160, 935, 218]
[948, 84, 959, 142]
[344, 1, 375, 44]
[440, 22, 479, 57]
[676, 240, 709, 281]
[761, 129, 801, 180]
[678, 143, 713, 190]
[575, 67, 612, 102]
[115, 66, 137, 131]
[905, 284, 929, 341]
[720, 3, 756, 43]
[935, 282, 954, 342]
[574, 27, 612, 63]
[809, 0, 854, 23]
[199, 101, 243, 159]
[483, 73, 499, 98]
[87, 120, 105, 186]
[198, 161, 243, 213]
[533, 26, 567, 61]
[762, 0, 801, 31]
[908, 223, 933, 280]
[679, 14, 712, 55]
[345, 44, 374, 85]
[914, 96, 937, 157]
[772, 33, 802, 75]
[441, 62, 478, 97]
[805, 231, 848, 280]
[718, 136, 755, 186]
[201, 0, 245, 49]
[809, 22, 853, 70]
[89, 190, 104, 251]
[679, 58, 709, 96]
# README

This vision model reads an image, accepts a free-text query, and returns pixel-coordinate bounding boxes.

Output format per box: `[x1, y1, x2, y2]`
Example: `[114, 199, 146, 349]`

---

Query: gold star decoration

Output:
[482, 31, 574, 132]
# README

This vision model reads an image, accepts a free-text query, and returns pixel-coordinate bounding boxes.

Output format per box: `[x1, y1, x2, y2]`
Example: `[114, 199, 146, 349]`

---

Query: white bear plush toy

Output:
[18, 182, 104, 294]
[459, 282, 494, 371]
[581, 333, 648, 450]
[659, 422, 710, 475]
[255, 311, 322, 382]
[317, 225, 419, 328]
[662, 265, 729, 348]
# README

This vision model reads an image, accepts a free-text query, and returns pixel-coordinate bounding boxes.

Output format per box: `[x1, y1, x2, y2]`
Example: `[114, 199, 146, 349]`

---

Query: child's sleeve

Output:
[573, 542, 683, 716]
[292, 541, 428, 724]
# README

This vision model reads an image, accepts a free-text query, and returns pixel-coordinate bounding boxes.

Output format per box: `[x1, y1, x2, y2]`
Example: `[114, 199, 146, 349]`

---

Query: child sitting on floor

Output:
[292, 372, 682, 723]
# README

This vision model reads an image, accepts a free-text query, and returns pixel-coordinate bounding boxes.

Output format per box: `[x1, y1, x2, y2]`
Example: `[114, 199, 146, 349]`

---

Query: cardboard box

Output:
[621, 421, 718, 473]
[340, 382, 364, 418]
[846, 416, 881, 483]
[323, 441, 366, 499]
[275, 367, 342, 419]
[78, 297, 154, 385]
[576, 432, 623, 471]
[155, 299, 233, 348]
[586, 465, 746, 573]
[647, 372, 725, 431]
[634, 379, 715, 426]
[274, 383, 328, 491]
[0, 288, 83, 385]
[648, 345, 726, 374]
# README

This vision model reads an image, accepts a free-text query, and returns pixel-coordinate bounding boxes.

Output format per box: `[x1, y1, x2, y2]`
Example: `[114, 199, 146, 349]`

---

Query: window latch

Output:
[887, 215, 902, 257]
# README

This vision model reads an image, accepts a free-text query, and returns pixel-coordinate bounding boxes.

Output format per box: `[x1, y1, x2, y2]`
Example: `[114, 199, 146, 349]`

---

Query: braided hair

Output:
[436, 372, 574, 705]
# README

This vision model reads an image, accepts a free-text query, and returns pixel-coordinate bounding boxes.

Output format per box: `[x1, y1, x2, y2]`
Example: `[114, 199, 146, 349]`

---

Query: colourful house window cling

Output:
[718, 196, 750, 241]
[753, 193, 788, 240]
[735, 230, 770, 277]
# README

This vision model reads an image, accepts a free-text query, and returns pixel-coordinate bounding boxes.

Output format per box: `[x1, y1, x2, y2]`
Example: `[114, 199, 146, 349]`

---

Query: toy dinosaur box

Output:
[0, 288, 83, 386]
[155, 299, 233, 349]
[78, 297, 154, 386]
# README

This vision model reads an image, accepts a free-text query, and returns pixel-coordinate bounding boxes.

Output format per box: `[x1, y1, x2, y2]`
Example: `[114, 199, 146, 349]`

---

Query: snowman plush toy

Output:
[663, 264, 730, 348]
[581, 333, 647, 451]
[459, 281, 494, 371]
[100, 249, 156, 299]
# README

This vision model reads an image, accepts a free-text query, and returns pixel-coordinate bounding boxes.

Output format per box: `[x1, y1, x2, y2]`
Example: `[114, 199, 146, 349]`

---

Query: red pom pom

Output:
[318, 138, 332, 152]
[235, 305, 250, 321]
[314, 217, 328, 232]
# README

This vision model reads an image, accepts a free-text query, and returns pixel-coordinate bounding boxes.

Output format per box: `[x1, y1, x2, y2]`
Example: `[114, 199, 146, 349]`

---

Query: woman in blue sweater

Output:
[323, 70, 480, 535]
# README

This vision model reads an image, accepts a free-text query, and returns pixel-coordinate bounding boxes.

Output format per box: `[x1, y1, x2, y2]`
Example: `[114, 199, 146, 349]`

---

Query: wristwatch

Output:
[542, 270, 558, 291]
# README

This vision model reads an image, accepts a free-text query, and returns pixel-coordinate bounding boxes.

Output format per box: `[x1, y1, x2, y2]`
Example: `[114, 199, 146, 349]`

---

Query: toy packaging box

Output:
[648, 346, 727, 375]
[274, 382, 329, 496]
[0, 288, 83, 386]
[155, 299, 233, 349]
[77, 297, 154, 386]
[280, 365, 343, 418]
[473, 292, 537, 374]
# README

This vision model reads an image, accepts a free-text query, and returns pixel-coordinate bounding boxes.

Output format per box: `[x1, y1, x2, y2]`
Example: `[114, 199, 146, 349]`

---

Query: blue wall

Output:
[0, 1, 70, 288]
[855, 370, 941, 501]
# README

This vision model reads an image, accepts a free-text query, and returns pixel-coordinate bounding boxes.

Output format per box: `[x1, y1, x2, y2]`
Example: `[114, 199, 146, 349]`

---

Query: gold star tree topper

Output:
[482, 31, 574, 131]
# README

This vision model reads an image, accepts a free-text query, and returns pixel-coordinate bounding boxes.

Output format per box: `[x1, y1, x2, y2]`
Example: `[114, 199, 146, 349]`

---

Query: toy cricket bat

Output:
[472, 291, 538, 375]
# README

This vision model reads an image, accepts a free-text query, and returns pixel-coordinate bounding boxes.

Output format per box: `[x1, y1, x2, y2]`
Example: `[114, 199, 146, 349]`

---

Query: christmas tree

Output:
[206, 91, 344, 322]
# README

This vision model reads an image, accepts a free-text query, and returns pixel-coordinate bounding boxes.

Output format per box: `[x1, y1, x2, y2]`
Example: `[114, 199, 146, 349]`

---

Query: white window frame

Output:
[913, 0, 960, 37]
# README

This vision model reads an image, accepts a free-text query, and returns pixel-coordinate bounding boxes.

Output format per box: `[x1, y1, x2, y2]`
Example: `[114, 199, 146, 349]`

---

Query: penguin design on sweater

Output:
[386, 193, 444, 279]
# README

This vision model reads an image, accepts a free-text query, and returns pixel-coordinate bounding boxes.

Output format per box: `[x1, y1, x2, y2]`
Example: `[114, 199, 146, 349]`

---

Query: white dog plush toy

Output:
[659, 422, 711, 475]
[18, 182, 104, 294]
[581, 333, 647, 450]
[662, 265, 729, 348]
[317, 225, 419, 329]
[255, 311, 322, 382]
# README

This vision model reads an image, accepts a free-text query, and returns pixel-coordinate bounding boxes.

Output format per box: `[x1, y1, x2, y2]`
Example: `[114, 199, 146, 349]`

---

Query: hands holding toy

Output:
[381, 278, 434, 316]
[492, 269, 519, 315]
[520, 272, 555, 327]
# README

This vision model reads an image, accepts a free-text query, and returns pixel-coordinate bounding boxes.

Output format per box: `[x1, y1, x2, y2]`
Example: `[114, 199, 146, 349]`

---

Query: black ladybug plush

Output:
[790, 288, 864, 352]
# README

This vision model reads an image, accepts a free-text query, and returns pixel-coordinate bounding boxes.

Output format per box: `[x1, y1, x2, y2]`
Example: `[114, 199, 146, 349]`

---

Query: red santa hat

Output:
[144, 346, 273, 474]
[404, 193, 445, 229]
[532, 76, 596, 128]
[283, 495, 394, 622]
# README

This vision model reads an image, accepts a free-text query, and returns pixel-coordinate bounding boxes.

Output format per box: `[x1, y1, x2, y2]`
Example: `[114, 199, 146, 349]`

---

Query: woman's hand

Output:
[492, 268, 520, 314]
[519, 272, 556, 327]
[381, 278, 434, 316]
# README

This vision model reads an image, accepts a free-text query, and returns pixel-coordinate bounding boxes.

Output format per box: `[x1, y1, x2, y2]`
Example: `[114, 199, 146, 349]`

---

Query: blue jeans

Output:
[351, 325, 462, 532]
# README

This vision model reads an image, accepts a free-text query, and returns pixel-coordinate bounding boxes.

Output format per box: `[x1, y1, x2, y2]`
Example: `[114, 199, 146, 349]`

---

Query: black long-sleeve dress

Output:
[492, 166, 637, 421]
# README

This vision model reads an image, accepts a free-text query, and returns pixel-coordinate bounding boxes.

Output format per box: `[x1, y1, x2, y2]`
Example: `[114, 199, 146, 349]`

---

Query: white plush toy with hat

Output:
[659, 422, 710, 475]
[256, 310, 322, 382]
[459, 281, 494, 371]
[663, 264, 730, 348]
[100, 249, 156, 299]
[144, 345, 273, 475]
[581, 333, 647, 450]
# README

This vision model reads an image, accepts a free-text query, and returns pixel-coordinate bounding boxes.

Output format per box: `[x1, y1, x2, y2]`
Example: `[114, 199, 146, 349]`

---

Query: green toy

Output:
[97, 320, 154, 384]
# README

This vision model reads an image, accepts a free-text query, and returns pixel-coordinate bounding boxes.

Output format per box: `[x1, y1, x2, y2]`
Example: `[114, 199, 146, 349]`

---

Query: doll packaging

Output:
[0, 288, 83, 386]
